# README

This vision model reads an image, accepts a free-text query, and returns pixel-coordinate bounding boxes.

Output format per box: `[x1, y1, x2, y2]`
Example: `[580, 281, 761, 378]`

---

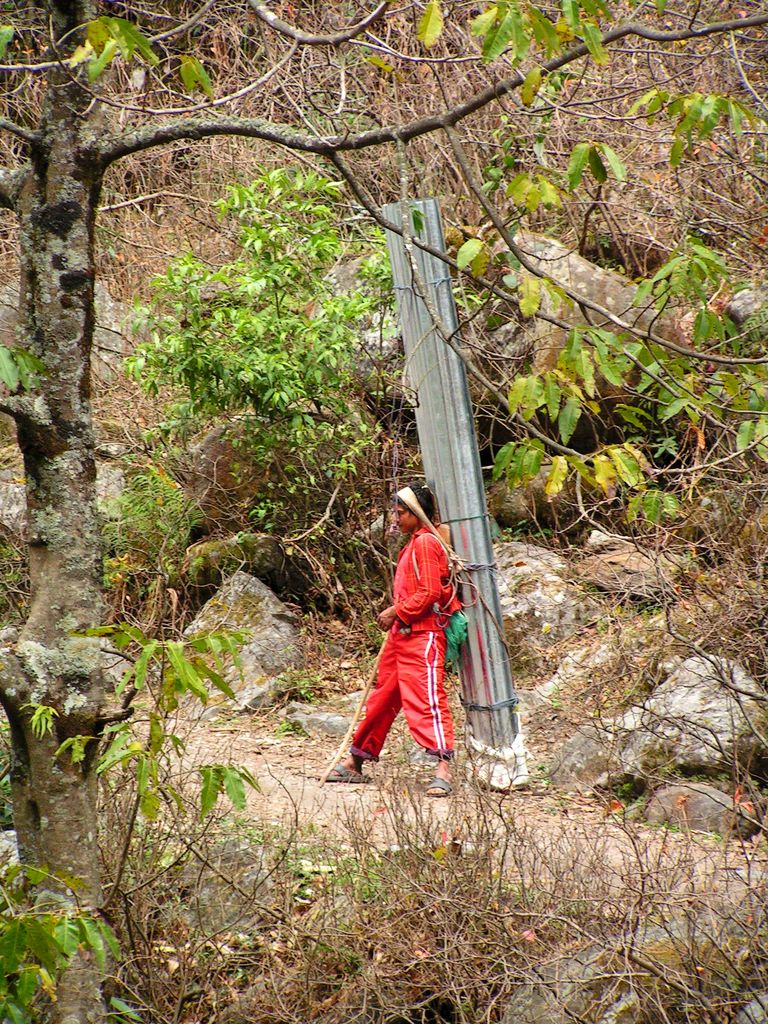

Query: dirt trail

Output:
[180, 701, 767, 897]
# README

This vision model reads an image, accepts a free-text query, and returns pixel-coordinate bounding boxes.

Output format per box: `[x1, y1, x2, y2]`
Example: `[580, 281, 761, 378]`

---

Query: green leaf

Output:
[418, 0, 444, 47]
[557, 396, 581, 444]
[562, 0, 581, 30]
[587, 145, 607, 183]
[109, 996, 143, 1022]
[0, 26, 14, 59]
[582, 21, 608, 64]
[23, 920, 63, 973]
[528, 8, 560, 56]
[88, 37, 118, 81]
[537, 176, 561, 208]
[507, 173, 531, 206]
[223, 767, 247, 810]
[456, 238, 484, 270]
[608, 447, 643, 486]
[482, 2, 527, 62]
[521, 68, 542, 106]
[179, 55, 213, 99]
[199, 765, 223, 819]
[543, 375, 561, 419]
[670, 137, 685, 167]
[544, 456, 568, 495]
[737, 419, 755, 451]
[365, 54, 394, 72]
[659, 396, 688, 421]
[599, 143, 626, 182]
[166, 642, 208, 702]
[567, 142, 591, 190]
[507, 375, 529, 416]
[104, 17, 158, 65]
[0, 347, 20, 391]
[139, 789, 161, 821]
[471, 6, 498, 37]
[519, 274, 541, 317]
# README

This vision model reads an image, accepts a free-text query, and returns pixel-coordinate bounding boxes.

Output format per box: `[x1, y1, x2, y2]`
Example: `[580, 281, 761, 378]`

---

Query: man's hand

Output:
[377, 605, 397, 631]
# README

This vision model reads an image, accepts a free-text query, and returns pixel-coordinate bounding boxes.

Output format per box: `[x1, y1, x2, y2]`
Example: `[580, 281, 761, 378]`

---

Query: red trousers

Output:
[350, 628, 454, 762]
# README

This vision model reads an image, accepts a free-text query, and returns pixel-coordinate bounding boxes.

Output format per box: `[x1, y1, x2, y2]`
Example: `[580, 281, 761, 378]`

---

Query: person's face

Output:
[394, 503, 419, 535]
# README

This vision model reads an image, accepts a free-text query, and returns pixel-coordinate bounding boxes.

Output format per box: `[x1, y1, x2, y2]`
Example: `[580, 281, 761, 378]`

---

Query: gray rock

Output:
[172, 839, 272, 935]
[184, 424, 265, 534]
[621, 655, 768, 781]
[0, 280, 130, 383]
[645, 781, 761, 837]
[488, 470, 579, 531]
[512, 230, 682, 374]
[285, 702, 351, 737]
[496, 541, 601, 671]
[185, 571, 303, 709]
[95, 462, 126, 506]
[737, 994, 768, 1024]
[500, 942, 645, 1024]
[549, 722, 626, 790]
[726, 287, 768, 326]
[0, 477, 25, 534]
[576, 531, 680, 600]
[0, 830, 19, 868]
[538, 642, 616, 701]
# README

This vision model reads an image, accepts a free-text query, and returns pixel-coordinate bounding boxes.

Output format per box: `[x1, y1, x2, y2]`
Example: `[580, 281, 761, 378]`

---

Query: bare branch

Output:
[442, 124, 768, 367]
[96, 12, 768, 172]
[246, 0, 388, 46]
[0, 119, 41, 146]
[149, 0, 218, 43]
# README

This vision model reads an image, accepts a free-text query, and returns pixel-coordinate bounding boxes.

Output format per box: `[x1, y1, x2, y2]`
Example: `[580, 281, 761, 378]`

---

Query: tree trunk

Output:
[0, 5, 110, 1019]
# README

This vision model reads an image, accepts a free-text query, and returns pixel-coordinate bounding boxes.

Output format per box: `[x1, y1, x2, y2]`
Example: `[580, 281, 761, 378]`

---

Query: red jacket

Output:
[392, 528, 462, 632]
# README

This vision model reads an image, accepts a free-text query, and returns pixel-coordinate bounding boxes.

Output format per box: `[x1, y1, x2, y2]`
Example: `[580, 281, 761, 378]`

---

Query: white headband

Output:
[396, 486, 433, 527]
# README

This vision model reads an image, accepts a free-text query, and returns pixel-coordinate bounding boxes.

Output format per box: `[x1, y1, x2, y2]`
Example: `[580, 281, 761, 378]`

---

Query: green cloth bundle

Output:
[444, 609, 468, 670]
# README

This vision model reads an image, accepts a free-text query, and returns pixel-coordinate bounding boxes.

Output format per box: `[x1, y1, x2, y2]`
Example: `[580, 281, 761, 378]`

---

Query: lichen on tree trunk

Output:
[0, 3, 113, 1019]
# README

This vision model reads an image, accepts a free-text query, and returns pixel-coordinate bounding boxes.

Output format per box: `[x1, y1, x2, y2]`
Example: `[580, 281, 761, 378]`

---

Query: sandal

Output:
[425, 777, 453, 798]
[325, 763, 366, 784]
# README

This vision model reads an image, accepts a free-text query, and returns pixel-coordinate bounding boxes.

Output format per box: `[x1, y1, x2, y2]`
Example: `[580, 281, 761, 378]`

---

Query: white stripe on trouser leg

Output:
[423, 632, 446, 752]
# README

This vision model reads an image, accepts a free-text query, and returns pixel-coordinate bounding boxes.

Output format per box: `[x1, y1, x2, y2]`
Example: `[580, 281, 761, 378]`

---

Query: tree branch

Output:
[442, 124, 768, 367]
[96, 12, 768, 168]
[246, 0, 388, 45]
[0, 119, 40, 146]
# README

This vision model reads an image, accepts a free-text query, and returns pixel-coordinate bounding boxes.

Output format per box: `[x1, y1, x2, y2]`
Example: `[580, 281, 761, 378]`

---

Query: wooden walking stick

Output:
[320, 637, 387, 783]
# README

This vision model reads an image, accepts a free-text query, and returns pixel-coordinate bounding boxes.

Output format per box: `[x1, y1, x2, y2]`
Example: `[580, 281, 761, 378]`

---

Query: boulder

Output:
[495, 541, 601, 672]
[184, 532, 311, 597]
[184, 424, 265, 534]
[549, 717, 635, 790]
[185, 571, 303, 710]
[727, 286, 768, 324]
[170, 839, 272, 935]
[0, 830, 18, 868]
[488, 471, 579, 531]
[645, 782, 761, 838]
[285, 702, 352, 738]
[0, 280, 131, 383]
[0, 471, 25, 534]
[501, 918, 762, 1024]
[620, 655, 768, 782]
[512, 231, 682, 373]
[576, 530, 680, 600]
[737, 995, 768, 1024]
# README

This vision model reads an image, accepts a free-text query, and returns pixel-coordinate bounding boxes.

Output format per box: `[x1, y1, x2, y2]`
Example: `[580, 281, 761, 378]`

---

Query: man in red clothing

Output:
[328, 483, 461, 797]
